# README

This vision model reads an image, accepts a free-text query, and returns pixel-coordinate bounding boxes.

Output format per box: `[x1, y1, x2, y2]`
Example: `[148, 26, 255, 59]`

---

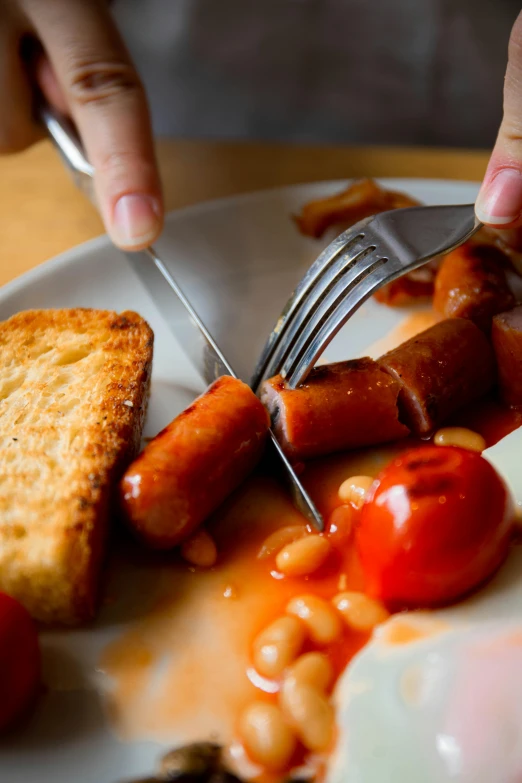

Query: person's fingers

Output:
[35, 54, 68, 115]
[0, 6, 43, 153]
[23, 0, 163, 250]
[476, 11, 522, 227]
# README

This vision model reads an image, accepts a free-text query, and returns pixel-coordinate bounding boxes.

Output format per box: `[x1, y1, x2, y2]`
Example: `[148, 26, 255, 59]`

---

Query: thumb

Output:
[476, 11, 522, 228]
[26, 0, 163, 250]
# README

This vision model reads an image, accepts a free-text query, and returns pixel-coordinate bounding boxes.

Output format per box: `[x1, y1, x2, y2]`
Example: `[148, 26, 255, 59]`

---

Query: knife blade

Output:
[129, 248, 324, 530]
[41, 103, 324, 531]
[128, 247, 231, 383]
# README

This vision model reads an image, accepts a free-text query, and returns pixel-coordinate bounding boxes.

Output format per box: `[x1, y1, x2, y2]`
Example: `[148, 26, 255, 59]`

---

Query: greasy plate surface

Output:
[1, 178, 517, 783]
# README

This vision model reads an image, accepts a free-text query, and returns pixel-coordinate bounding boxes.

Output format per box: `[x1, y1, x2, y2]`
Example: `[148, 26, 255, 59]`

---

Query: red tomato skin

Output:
[0, 593, 40, 732]
[356, 446, 513, 609]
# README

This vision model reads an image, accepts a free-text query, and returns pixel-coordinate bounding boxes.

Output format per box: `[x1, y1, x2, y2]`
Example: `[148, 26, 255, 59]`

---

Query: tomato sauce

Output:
[99, 455, 386, 779]
[100, 400, 522, 780]
[445, 394, 522, 447]
[99, 307, 522, 781]
[365, 309, 441, 357]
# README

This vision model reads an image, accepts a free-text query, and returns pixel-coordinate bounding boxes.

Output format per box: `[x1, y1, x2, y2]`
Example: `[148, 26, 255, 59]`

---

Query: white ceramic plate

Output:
[1, 178, 520, 783]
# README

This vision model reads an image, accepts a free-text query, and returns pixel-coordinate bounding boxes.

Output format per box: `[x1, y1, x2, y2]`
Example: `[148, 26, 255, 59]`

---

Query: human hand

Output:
[476, 11, 522, 230]
[0, 0, 163, 250]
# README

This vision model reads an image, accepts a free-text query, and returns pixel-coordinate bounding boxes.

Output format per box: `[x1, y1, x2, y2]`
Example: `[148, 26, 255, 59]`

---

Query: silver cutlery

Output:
[252, 202, 482, 390]
[41, 104, 325, 531]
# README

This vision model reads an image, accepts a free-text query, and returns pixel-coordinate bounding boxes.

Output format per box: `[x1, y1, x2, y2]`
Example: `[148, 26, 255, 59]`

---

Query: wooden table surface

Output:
[0, 139, 489, 287]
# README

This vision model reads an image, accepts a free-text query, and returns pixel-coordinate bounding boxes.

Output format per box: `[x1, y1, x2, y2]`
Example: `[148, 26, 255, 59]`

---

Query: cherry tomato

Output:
[356, 446, 513, 609]
[0, 593, 40, 732]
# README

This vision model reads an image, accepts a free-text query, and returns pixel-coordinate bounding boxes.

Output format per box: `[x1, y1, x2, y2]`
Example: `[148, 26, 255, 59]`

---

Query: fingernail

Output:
[112, 193, 161, 248]
[476, 168, 522, 225]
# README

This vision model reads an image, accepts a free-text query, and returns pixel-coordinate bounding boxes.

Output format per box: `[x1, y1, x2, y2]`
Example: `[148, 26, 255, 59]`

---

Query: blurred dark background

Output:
[113, 0, 520, 148]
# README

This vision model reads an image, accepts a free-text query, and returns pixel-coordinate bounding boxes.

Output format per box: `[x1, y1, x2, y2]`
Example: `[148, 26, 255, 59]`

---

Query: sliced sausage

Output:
[492, 305, 522, 408]
[378, 319, 497, 436]
[433, 244, 515, 331]
[120, 376, 270, 549]
[260, 358, 409, 460]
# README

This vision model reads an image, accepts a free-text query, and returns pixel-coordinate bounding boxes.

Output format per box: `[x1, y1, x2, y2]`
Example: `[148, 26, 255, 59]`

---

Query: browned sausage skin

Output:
[373, 271, 435, 307]
[433, 244, 515, 332]
[492, 306, 522, 408]
[260, 358, 409, 460]
[294, 178, 420, 239]
[378, 319, 497, 436]
[120, 376, 270, 549]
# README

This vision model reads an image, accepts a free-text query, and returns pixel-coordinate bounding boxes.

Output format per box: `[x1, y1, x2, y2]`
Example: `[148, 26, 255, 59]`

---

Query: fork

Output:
[251, 203, 482, 390]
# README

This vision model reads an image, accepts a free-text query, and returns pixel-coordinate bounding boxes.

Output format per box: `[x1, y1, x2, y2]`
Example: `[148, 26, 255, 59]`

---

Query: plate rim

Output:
[0, 176, 481, 302]
[0, 173, 497, 782]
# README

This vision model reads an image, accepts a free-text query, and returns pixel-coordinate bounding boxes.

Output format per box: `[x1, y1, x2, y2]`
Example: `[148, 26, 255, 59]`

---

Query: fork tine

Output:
[280, 245, 388, 383]
[282, 261, 392, 388]
[260, 203, 481, 391]
[251, 220, 372, 389]
[263, 241, 382, 382]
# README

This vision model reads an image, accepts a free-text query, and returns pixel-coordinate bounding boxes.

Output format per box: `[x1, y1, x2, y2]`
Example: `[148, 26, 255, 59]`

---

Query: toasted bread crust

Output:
[0, 308, 153, 624]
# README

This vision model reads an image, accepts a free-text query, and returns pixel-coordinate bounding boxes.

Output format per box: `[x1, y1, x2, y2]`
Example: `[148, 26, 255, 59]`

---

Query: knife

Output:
[41, 104, 324, 531]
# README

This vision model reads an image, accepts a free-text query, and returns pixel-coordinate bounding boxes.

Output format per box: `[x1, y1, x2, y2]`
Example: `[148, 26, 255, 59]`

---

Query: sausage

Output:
[373, 264, 437, 307]
[474, 224, 522, 276]
[492, 305, 522, 407]
[260, 358, 409, 460]
[120, 376, 270, 549]
[294, 178, 420, 239]
[378, 319, 497, 436]
[433, 244, 515, 331]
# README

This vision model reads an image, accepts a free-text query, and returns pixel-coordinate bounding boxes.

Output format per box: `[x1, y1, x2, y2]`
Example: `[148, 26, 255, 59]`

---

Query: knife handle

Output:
[39, 103, 96, 206]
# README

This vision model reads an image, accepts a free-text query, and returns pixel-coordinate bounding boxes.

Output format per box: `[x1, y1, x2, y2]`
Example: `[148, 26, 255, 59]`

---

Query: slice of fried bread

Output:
[0, 309, 153, 624]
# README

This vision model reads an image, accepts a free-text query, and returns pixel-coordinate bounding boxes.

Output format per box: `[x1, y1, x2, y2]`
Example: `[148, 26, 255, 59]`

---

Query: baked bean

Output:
[180, 529, 217, 568]
[253, 616, 306, 678]
[433, 427, 486, 453]
[338, 475, 374, 509]
[284, 652, 334, 693]
[338, 573, 348, 592]
[286, 595, 343, 645]
[280, 682, 335, 752]
[327, 504, 354, 548]
[257, 525, 308, 559]
[239, 702, 297, 770]
[275, 536, 332, 577]
[333, 591, 389, 633]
